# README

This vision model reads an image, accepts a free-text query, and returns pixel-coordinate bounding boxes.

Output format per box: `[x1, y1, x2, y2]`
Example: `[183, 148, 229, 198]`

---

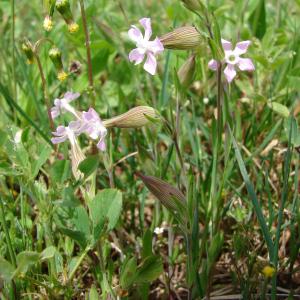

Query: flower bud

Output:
[181, 0, 206, 13]
[21, 40, 35, 64]
[43, 15, 54, 32]
[103, 106, 158, 128]
[55, 0, 79, 33]
[159, 26, 202, 50]
[49, 47, 68, 81]
[178, 54, 196, 88]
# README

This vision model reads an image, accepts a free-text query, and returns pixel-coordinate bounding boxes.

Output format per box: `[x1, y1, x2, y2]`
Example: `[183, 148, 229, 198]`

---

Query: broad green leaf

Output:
[32, 144, 52, 178]
[89, 189, 122, 241]
[14, 251, 40, 276]
[0, 257, 15, 282]
[135, 256, 163, 284]
[40, 246, 57, 261]
[78, 155, 99, 178]
[51, 159, 71, 184]
[120, 257, 138, 289]
[268, 102, 290, 118]
[88, 285, 100, 300]
[142, 229, 153, 259]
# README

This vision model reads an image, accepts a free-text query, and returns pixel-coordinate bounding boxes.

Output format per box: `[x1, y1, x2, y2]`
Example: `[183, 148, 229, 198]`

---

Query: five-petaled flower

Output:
[81, 108, 107, 151]
[208, 39, 255, 83]
[51, 92, 80, 119]
[128, 17, 164, 75]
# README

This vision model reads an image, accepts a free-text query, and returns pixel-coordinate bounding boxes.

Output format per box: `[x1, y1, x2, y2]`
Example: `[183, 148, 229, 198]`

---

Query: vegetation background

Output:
[0, 0, 299, 299]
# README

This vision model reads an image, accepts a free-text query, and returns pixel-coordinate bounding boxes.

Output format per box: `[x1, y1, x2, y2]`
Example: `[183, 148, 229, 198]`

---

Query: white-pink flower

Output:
[51, 92, 80, 119]
[81, 108, 107, 151]
[51, 121, 82, 145]
[128, 17, 164, 75]
[208, 39, 255, 83]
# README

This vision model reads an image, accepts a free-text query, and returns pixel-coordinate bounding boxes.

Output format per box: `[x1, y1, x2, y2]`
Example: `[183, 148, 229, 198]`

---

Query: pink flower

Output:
[51, 121, 82, 145]
[51, 92, 80, 119]
[81, 108, 107, 151]
[208, 39, 255, 83]
[128, 18, 164, 75]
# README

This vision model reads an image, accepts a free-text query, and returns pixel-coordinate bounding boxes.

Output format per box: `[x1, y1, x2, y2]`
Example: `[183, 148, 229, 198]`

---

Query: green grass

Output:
[0, 0, 300, 299]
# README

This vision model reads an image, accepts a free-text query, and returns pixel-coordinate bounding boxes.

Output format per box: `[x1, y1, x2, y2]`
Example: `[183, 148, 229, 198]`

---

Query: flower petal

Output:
[139, 18, 152, 41]
[224, 64, 236, 83]
[238, 58, 255, 71]
[51, 136, 67, 144]
[64, 92, 80, 102]
[208, 59, 218, 71]
[234, 41, 251, 55]
[129, 48, 145, 65]
[128, 25, 143, 43]
[97, 139, 106, 151]
[51, 107, 60, 119]
[143, 52, 157, 75]
[147, 37, 164, 54]
[221, 39, 232, 51]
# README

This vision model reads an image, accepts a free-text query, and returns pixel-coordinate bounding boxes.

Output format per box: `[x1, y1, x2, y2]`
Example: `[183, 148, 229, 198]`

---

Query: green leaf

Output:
[0, 257, 15, 282]
[120, 257, 138, 289]
[135, 256, 163, 284]
[268, 102, 290, 118]
[78, 155, 99, 178]
[88, 285, 100, 300]
[88, 189, 122, 242]
[32, 144, 52, 178]
[40, 246, 57, 261]
[142, 229, 153, 259]
[249, 0, 266, 39]
[14, 251, 40, 276]
[51, 159, 71, 183]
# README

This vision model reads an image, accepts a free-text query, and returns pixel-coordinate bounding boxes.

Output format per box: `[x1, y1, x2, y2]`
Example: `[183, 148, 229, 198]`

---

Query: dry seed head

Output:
[103, 106, 158, 128]
[160, 26, 202, 50]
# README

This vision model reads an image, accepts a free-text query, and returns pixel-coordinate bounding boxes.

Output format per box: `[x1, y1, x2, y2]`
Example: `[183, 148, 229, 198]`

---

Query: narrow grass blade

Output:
[229, 126, 274, 257]
[0, 83, 53, 147]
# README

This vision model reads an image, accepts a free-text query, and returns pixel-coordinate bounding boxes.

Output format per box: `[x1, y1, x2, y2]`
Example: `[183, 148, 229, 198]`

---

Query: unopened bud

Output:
[178, 54, 196, 88]
[21, 40, 35, 64]
[49, 47, 67, 81]
[56, 0, 79, 33]
[160, 26, 202, 50]
[43, 15, 54, 32]
[103, 106, 158, 128]
[181, 0, 206, 13]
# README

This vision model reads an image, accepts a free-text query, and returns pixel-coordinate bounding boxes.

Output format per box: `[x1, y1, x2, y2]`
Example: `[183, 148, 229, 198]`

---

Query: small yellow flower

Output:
[43, 16, 54, 32]
[57, 71, 68, 81]
[68, 22, 79, 33]
[262, 266, 275, 278]
[26, 59, 34, 65]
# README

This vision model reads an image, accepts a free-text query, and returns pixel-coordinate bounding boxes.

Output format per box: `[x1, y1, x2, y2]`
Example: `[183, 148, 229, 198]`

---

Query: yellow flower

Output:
[262, 266, 275, 278]
[68, 22, 79, 33]
[57, 71, 68, 81]
[43, 16, 54, 32]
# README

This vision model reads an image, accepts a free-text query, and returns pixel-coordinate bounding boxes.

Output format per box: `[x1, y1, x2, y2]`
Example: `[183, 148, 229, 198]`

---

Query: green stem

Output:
[79, 0, 95, 106]
[35, 54, 54, 130]
[0, 198, 17, 267]
[11, 0, 17, 103]
[68, 246, 90, 282]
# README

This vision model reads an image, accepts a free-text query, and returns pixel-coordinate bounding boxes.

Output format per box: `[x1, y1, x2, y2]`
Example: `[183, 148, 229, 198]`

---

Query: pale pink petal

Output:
[221, 39, 232, 51]
[143, 52, 157, 75]
[97, 139, 106, 151]
[64, 92, 80, 102]
[147, 37, 164, 54]
[51, 136, 67, 144]
[129, 48, 145, 65]
[128, 25, 143, 43]
[52, 126, 66, 136]
[139, 18, 152, 41]
[51, 107, 60, 119]
[234, 41, 251, 55]
[208, 59, 218, 71]
[224, 64, 236, 83]
[238, 58, 255, 71]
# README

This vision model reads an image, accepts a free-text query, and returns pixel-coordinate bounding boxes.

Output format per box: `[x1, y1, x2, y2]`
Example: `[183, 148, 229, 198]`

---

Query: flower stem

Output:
[68, 246, 90, 282]
[35, 54, 54, 130]
[79, 0, 95, 106]
[11, 0, 17, 102]
[0, 198, 17, 267]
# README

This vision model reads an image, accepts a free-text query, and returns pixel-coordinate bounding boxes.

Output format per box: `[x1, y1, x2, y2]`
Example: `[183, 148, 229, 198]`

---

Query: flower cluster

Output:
[51, 92, 107, 152]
